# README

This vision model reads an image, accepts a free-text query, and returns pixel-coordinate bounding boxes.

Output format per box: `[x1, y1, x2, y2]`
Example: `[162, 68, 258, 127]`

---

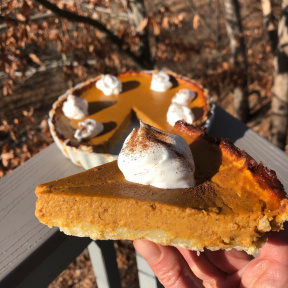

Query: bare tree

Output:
[261, 0, 278, 54]
[126, 0, 153, 68]
[223, 0, 249, 122]
[270, 0, 288, 149]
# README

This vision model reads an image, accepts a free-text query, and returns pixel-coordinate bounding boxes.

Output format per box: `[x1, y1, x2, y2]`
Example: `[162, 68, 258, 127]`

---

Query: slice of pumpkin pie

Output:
[35, 121, 288, 254]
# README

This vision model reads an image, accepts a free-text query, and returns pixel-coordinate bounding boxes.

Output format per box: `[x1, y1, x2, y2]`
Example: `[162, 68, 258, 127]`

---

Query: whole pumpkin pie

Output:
[49, 71, 213, 169]
[35, 121, 288, 254]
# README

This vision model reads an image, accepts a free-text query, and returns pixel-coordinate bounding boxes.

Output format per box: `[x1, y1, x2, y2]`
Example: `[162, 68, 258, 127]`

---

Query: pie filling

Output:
[35, 184, 275, 255]
[35, 158, 287, 255]
[51, 71, 211, 152]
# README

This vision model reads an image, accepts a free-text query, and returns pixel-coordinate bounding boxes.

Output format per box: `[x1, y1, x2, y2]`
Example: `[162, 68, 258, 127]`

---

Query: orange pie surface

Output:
[36, 122, 288, 254]
[50, 71, 211, 153]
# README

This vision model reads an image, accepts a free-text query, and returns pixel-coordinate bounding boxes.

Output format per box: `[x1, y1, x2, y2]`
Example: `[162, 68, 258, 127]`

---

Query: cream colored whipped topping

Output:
[96, 74, 122, 95]
[166, 103, 195, 126]
[172, 89, 196, 106]
[118, 122, 195, 189]
[62, 94, 88, 119]
[74, 119, 104, 141]
[150, 71, 173, 92]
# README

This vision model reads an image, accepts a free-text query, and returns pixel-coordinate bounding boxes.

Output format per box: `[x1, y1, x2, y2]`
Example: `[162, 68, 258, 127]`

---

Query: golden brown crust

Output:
[173, 120, 286, 201]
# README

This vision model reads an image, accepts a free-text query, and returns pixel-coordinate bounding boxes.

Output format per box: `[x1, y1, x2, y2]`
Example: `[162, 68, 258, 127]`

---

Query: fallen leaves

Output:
[1, 145, 14, 168]
[2, 80, 13, 96]
[48, 249, 96, 288]
[29, 53, 44, 66]
[193, 14, 200, 30]
[136, 17, 148, 32]
[0, 109, 53, 177]
[20, 0, 32, 20]
[0, 119, 17, 141]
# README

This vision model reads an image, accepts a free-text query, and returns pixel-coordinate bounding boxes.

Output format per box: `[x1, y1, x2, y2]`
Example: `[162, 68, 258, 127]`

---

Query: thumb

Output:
[133, 240, 203, 288]
[258, 223, 288, 266]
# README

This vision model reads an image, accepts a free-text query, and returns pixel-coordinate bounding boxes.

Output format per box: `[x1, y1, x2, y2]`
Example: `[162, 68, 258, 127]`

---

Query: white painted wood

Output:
[88, 241, 111, 288]
[0, 144, 86, 287]
[136, 252, 159, 288]
[88, 241, 122, 288]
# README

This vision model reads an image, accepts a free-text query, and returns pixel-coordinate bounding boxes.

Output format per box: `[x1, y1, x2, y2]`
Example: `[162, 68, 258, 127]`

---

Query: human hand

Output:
[134, 226, 288, 288]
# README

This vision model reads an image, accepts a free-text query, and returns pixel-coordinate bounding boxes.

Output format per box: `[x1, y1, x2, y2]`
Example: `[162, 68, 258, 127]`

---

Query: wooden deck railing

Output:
[1, 106, 288, 288]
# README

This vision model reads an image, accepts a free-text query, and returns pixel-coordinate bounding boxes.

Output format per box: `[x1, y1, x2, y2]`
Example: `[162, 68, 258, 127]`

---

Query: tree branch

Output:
[0, 13, 55, 30]
[34, 0, 148, 69]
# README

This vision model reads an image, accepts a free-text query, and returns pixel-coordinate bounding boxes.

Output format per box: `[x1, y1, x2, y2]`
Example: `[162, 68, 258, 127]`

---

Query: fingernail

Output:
[134, 239, 162, 265]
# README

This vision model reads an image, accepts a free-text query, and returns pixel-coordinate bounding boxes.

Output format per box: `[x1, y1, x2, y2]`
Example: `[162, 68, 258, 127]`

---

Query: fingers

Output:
[178, 248, 227, 286]
[133, 240, 203, 288]
[178, 248, 252, 287]
[258, 224, 288, 266]
[204, 249, 253, 274]
[239, 257, 288, 287]
[134, 229, 288, 288]
[238, 227, 288, 287]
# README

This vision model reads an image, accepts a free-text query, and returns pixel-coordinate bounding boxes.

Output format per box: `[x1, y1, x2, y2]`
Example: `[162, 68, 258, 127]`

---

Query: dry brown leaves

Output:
[0, 108, 53, 178]
[1, 0, 130, 95]
[1, 0, 193, 96]
[48, 249, 97, 288]
[29, 53, 44, 66]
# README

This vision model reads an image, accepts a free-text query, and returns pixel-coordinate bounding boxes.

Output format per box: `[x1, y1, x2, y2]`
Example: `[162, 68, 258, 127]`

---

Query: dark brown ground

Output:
[47, 241, 139, 288]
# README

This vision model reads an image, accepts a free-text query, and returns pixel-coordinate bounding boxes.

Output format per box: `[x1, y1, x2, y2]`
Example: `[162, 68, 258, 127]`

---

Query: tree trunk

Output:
[223, 0, 249, 122]
[127, 0, 153, 69]
[261, 0, 278, 54]
[270, 0, 288, 150]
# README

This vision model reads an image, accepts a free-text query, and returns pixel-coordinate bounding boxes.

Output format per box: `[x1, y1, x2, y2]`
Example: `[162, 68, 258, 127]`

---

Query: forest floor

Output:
[0, 0, 287, 287]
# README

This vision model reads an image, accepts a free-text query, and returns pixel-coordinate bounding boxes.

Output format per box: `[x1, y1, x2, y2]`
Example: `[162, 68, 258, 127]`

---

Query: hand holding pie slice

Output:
[35, 121, 288, 255]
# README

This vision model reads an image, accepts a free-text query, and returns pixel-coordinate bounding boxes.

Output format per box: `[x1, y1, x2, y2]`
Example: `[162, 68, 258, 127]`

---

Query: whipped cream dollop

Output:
[74, 119, 104, 141]
[172, 89, 196, 106]
[150, 71, 173, 92]
[62, 94, 88, 119]
[166, 103, 195, 126]
[96, 74, 122, 96]
[118, 122, 195, 189]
